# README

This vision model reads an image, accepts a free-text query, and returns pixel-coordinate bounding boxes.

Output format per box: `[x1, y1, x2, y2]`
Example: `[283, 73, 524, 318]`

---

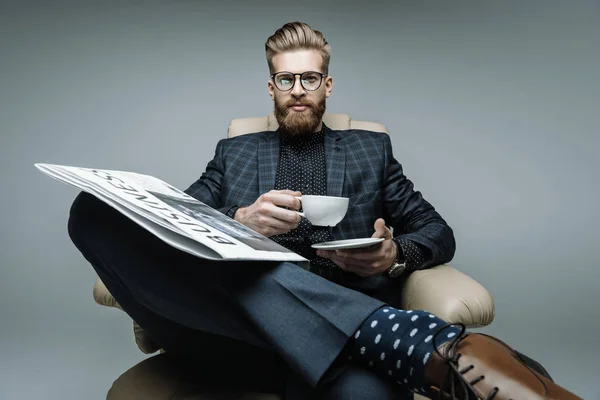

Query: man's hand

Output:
[316, 218, 397, 277]
[234, 190, 302, 237]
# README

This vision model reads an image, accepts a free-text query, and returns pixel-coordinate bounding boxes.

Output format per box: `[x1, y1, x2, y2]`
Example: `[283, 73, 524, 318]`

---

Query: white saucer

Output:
[311, 238, 385, 250]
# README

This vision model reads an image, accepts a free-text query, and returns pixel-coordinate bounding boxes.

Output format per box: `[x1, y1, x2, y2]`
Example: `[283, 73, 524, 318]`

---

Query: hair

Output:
[265, 22, 331, 74]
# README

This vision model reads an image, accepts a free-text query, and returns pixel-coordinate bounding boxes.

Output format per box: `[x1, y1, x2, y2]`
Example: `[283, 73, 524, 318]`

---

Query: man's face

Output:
[268, 50, 333, 135]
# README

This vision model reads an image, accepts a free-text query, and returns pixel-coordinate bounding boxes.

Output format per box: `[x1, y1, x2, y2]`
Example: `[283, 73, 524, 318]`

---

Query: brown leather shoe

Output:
[423, 324, 582, 400]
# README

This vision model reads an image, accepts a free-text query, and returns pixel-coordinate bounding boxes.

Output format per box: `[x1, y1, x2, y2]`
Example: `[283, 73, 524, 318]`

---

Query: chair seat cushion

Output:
[107, 353, 283, 400]
[107, 354, 435, 400]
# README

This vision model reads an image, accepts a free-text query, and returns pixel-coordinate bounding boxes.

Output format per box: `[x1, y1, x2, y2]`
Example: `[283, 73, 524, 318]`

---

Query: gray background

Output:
[1, 0, 598, 398]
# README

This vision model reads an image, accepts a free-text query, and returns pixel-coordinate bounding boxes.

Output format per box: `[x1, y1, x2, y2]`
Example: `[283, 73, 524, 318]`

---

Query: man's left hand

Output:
[316, 218, 397, 277]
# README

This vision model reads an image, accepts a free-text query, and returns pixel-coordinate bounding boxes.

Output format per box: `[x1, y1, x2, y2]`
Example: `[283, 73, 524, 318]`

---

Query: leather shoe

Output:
[423, 324, 582, 400]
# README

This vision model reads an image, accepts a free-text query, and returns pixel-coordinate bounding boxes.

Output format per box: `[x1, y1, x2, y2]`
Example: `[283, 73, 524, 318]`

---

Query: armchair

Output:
[94, 113, 495, 399]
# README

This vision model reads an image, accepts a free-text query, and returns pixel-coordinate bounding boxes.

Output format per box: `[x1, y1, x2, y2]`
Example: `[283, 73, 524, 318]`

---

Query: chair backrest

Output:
[227, 112, 388, 138]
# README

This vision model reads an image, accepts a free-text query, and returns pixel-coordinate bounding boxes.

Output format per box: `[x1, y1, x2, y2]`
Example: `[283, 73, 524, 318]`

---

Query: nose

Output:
[291, 75, 305, 98]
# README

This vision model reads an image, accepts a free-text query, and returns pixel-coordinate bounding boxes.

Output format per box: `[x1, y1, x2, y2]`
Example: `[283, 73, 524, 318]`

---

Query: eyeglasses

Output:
[270, 71, 328, 92]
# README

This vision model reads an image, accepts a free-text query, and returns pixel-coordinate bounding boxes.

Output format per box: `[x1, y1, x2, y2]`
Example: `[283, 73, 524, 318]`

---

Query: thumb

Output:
[372, 218, 392, 239]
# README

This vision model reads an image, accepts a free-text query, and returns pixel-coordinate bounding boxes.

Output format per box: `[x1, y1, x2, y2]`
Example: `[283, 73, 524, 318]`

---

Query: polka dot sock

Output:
[349, 306, 461, 394]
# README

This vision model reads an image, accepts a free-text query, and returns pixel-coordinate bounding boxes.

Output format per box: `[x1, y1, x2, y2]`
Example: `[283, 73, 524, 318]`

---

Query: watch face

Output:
[389, 263, 406, 278]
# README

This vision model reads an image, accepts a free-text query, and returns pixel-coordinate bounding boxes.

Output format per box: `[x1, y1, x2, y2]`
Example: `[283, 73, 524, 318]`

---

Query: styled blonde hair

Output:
[265, 22, 331, 74]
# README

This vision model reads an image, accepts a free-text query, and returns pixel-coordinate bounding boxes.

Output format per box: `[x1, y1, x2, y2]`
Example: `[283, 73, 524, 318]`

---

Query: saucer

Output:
[311, 238, 385, 250]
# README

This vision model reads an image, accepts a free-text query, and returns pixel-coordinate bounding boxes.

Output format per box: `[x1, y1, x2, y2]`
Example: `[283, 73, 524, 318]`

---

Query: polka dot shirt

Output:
[269, 130, 431, 281]
[270, 130, 338, 275]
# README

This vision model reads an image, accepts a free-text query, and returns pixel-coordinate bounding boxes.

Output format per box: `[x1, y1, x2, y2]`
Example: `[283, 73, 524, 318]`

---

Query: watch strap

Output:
[225, 205, 239, 219]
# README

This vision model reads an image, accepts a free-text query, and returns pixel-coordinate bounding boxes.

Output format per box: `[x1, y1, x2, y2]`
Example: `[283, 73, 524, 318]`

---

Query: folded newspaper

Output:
[35, 163, 308, 263]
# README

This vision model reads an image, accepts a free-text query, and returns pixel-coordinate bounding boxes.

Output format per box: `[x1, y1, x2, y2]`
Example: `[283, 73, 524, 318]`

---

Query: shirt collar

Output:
[279, 124, 328, 146]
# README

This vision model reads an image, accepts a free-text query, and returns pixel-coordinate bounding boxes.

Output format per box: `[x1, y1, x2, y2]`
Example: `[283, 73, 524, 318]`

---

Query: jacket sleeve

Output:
[381, 134, 456, 269]
[183, 139, 237, 217]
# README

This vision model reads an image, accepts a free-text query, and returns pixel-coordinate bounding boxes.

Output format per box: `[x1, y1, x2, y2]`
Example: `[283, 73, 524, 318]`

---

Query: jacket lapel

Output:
[258, 131, 280, 195]
[324, 126, 345, 197]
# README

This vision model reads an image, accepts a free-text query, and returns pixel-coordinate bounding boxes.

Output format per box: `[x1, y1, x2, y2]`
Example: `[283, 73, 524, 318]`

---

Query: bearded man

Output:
[67, 22, 582, 399]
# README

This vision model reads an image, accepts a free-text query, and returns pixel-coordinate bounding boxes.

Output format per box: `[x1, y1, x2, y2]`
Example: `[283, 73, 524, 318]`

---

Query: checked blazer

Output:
[184, 124, 456, 269]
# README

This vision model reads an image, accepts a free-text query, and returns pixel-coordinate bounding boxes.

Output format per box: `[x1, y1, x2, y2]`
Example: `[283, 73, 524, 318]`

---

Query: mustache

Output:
[285, 99, 314, 108]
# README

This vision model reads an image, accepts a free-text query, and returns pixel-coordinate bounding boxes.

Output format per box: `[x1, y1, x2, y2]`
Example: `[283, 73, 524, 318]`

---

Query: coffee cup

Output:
[295, 195, 349, 226]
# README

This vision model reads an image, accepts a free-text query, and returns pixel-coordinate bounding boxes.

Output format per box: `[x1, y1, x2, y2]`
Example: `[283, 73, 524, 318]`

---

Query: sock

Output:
[349, 306, 461, 394]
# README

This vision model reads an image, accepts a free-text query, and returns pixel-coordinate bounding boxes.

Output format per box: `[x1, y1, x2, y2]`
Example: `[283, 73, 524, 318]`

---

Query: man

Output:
[67, 22, 581, 399]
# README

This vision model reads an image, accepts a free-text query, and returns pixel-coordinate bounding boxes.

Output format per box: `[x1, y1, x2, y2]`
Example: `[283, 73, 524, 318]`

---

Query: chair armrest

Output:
[93, 277, 161, 354]
[399, 265, 495, 328]
[93, 277, 122, 310]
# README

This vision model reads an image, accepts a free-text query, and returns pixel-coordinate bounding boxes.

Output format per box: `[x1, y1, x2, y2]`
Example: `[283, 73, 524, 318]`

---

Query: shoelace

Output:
[432, 323, 500, 400]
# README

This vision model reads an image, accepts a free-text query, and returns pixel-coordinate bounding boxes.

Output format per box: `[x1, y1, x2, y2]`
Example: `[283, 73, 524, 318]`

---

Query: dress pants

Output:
[67, 192, 412, 399]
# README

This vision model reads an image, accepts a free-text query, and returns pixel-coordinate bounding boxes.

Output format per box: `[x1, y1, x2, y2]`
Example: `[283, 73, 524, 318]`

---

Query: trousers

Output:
[67, 192, 413, 399]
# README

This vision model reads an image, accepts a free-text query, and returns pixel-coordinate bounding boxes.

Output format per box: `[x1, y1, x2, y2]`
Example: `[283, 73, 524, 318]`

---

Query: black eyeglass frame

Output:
[270, 71, 328, 92]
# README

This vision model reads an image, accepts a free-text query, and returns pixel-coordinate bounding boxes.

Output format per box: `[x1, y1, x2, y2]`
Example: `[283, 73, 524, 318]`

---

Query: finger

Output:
[262, 202, 302, 224]
[318, 252, 376, 277]
[316, 250, 358, 265]
[266, 193, 302, 211]
[257, 205, 301, 228]
[271, 189, 302, 196]
[327, 252, 374, 269]
[318, 248, 387, 270]
[335, 262, 373, 277]
[333, 248, 375, 261]
[371, 218, 393, 239]
[316, 249, 337, 259]
[334, 251, 380, 263]
[335, 249, 396, 272]
[333, 260, 348, 270]
[260, 216, 298, 232]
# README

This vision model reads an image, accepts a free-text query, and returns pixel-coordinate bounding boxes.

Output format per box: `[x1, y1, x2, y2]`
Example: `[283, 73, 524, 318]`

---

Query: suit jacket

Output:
[184, 124, 455, 270]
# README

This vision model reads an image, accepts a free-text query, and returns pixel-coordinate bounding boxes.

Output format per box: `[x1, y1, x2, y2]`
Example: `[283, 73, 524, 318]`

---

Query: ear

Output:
[324, 75, 333, 98]
[267, 79, 275, 100]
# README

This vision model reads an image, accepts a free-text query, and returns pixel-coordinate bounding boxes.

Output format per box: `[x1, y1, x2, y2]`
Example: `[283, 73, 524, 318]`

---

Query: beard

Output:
[274, 95, 326, 136]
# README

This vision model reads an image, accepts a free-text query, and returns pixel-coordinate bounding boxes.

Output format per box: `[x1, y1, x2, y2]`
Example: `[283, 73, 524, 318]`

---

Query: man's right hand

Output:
[234, 190, 302, 237]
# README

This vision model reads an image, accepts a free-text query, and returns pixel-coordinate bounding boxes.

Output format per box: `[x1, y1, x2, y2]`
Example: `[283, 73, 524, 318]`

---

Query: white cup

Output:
[295, 195, 349, 226]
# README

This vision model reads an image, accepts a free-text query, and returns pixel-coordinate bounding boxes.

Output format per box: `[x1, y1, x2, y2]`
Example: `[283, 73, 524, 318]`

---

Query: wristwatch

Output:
[387, 241, 407, 278]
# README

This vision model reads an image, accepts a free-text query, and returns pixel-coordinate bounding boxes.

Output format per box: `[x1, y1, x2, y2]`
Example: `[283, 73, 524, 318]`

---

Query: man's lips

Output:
[290, 104, 309, 111]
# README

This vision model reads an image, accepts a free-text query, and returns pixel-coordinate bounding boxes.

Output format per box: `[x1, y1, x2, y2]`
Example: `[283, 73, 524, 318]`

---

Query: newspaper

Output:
[35, 163, 308, 263]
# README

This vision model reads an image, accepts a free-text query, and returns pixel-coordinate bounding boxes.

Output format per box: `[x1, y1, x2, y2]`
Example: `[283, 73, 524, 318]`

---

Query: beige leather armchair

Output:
[94, 113, 495, 400]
